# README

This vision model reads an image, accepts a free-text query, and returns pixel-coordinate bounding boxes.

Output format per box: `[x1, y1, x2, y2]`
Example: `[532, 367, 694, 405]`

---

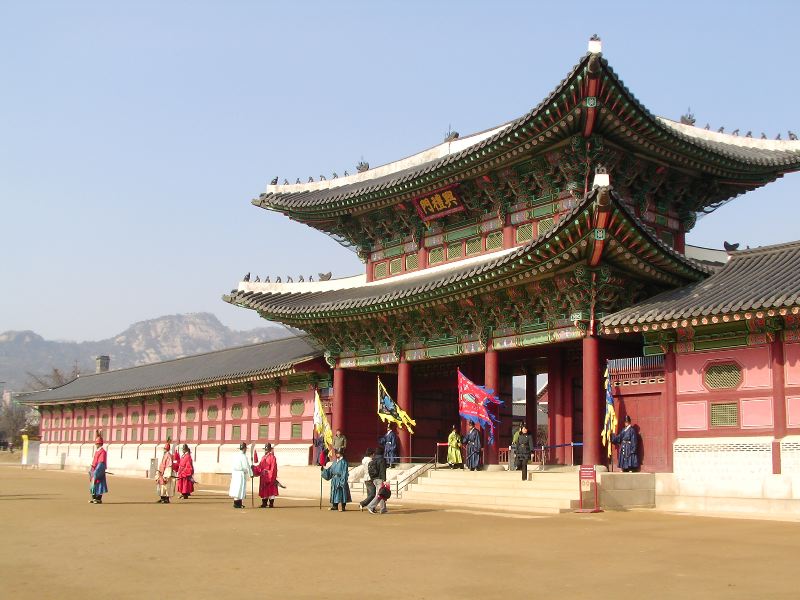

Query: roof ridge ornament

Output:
[588, 34, 602, 54]
[592, 165, 610, 189]
[679, 108, 696, 126]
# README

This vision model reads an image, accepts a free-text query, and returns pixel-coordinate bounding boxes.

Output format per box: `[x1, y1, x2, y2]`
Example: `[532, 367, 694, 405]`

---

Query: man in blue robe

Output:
[321, 449, 351, 511]
[379, 426, 398, 468]
[612, 415, 640, 472]
[463, 422, 482, 471]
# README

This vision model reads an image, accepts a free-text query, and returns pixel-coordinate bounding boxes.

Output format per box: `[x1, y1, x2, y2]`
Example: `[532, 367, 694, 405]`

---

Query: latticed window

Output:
[207, 406, 219, 420]
[515, 222, 534, 244]
[466, 237, 482, 256]
[258, 424, 269, 439]
[486, 231, 503, 251]
[130, 412, 140, 424]
[165, 428, 173, 441]
[76, 416, 83, 426]
[88, 415, 96, 425]
[405, 253, 419, 271]
[374, 262, 388, 279]
[147, 410, 157, 424]
[429, 246, 445, 264]
[446, 241, 463, 260]
[537, 217, 555, 236]
[76, 430, 83, 442]
[147, 428, 155, 441]
[231, 404, 243, 419]
[258, 402, 271, 417]
[165, 409, 176, 423]
[185, 407, 196, 422]
[101, 414, 109, 426]
[290, 400, 305, 416]
[389, 258, 403, 275]
[129, 429, 136, 442]
[710, 402, 738, 427]
[115, 429, 122, 442]
[207, 426, 216, 440]
[704, 363, 742, 389]
[185, 427, 194, 441]
[231, 425, 241, 440]
[115, 413, 123, 425]
[291, 423, 302, 439]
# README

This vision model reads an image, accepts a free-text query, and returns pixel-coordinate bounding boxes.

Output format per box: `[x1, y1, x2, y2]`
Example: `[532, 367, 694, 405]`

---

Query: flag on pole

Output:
[253, 448, 259, 464]
[600, 367, 618, 458]
[457, 369, 502, 444]
[377, 377, 416, 433]
[313, 389, 333, 449]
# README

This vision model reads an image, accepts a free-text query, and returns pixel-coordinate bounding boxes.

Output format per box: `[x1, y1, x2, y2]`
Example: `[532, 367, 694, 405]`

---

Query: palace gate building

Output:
[30, 38, 800, 511]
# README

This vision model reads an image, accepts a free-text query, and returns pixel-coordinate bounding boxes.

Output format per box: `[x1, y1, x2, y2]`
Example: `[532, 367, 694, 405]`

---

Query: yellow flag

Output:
[377, 377, 416, 434]
[313, 390, 333, 448]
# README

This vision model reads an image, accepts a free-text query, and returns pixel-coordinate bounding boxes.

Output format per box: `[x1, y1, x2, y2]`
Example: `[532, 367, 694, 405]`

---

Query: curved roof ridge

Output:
[658, 117, 800, 151]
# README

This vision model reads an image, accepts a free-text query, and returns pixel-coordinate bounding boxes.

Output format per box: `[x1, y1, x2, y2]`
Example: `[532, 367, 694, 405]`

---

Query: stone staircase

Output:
[398, 468, 582, 514]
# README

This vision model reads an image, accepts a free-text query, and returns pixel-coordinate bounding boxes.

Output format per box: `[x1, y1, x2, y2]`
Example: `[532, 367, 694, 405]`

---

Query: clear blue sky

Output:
[2, 1, 799, 341]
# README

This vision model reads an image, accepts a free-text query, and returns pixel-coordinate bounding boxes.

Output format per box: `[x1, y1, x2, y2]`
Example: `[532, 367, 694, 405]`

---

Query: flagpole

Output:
[250, 444, 255, 508]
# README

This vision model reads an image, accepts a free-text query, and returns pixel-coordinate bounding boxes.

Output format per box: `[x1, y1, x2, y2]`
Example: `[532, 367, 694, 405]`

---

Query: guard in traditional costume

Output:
[88, 431, 108, 504]
[177, 444, 194, 499]
[463, 422, 481, 471]
[252, 443, 279, 508]
[446, 425, 463, 469]
[229, 441, 251, 509]
[321, 448, 351, 511]
[379, 425, 398, 467]
[612, 415, 640, 472]
[156, 442, 176, 503]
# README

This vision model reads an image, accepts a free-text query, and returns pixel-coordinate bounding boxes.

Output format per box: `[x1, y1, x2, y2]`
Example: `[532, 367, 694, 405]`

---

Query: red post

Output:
[664, 351, 677, 472]
[582, 335, 602, 466]
[418, 241, 429, 270]
[333, 366, 346, 435]
[502, 220, 515, 249]
[548, 349, 565, 464]
[772, 337, 787, 474]
[397, 358, 412, 462]
[525, 364, 537, 432]
[485, 346, 499, 464]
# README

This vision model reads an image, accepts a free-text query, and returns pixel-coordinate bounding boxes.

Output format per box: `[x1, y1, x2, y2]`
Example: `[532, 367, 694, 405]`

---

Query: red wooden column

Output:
[525, 363, 537, 432]
[502, 216, 515, 249]
[333, 366, 346, 435]
[397, 357, 412, 462]
[485, 346, 499, 465]
[664, 351, 678, 472]
[548, 349, 565, 464]
[418, 239, 429, 270]
[771, 337, 787, 474]
[582, 335, 602, 466]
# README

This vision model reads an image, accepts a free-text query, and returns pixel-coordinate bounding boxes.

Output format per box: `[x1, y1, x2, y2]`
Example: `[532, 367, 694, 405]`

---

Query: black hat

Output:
[239, 442, 247, 451]
[264, 443, 273, 452]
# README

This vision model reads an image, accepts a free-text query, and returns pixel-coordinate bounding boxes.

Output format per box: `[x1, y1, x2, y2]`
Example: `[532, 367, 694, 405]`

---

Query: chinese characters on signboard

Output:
[412, 187, 465, 221]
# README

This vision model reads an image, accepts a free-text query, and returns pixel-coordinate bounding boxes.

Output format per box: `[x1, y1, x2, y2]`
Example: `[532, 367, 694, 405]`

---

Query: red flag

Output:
[253, 449, 259, 463]
[457, 369, 502, 444]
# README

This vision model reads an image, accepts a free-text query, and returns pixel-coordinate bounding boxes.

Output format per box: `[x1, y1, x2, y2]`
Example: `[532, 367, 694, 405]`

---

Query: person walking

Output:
[155, 442, 176, 504]
[379, 425, 399, 468]
[177, 444, 194, 499]
[366, 448, 388, 514]
[252, 443, 279, 508]
[88, 431, 108, 504]
[333, 429, 347, 455]
[612, 416, 640, 472]
[357, 448, 375, 510]
[463, 422, 482, 471]
[515, 424, 535, 481]
[229, 442, 251, 509]
[321, 448, 351, 511]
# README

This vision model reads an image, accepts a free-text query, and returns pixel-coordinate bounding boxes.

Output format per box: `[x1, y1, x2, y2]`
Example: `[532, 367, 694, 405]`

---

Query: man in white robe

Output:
[228, 442, 251, 509]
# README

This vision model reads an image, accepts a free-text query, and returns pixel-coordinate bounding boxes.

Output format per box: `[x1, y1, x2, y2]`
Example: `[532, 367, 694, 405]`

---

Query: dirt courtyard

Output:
[1, 466, 798, 599]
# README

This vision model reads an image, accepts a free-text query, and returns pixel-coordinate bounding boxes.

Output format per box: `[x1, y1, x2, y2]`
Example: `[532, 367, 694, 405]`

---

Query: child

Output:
[375, 481, 391, 514]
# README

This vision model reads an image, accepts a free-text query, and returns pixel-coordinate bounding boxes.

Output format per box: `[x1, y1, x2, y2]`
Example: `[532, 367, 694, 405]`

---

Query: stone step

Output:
[409, 482, 581, 500]
[423, 472, 578, 490]
[398, 489, 577, 513]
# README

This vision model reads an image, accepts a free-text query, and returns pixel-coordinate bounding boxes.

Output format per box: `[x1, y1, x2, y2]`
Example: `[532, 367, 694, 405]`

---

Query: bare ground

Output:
[1, 466, 798, 599]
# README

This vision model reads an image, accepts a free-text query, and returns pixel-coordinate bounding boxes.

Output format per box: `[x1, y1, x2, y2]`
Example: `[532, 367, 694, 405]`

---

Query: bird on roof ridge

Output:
[254, 275, 260, 282]
[776, 133, 782, 140]
[717, 126, 725, 133]
[732, 129, 739, 136]
[276, 276, 281, 283]
[745, 131, 752, 138]
[287, 276, 293, 283]
[265, 276, 270, 283]
[283, 178, 289, 185]
[243, 272, 250, 282]
[761, 132, 767, 139]
[295, 178, 301, 184]
[704, 123, 710, 130]
[332, 172, 338, 179]
[270, 176, 278, 185]
[319, 174, 326, 181]
[298, 275, 304, 282]
[308, 176, 314, 182]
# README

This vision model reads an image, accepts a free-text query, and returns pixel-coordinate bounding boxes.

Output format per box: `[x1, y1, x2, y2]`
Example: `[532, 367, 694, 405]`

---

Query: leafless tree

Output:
[24, 364, 81, 392]
[0, 402, 36, 446]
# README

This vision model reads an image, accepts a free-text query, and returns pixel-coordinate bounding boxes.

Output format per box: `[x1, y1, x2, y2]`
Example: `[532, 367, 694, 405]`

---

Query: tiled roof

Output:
[601, 241, 800, 330]
[19, 335, 322, 405]
[225, 188, 709, 320]
[255, 54, 800, 214]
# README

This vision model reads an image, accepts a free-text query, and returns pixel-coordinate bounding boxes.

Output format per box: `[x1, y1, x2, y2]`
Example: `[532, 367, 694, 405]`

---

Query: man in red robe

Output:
[89, 431, 108, 504]
[177, 444, 195, 499]
[252, 443, 278, 508]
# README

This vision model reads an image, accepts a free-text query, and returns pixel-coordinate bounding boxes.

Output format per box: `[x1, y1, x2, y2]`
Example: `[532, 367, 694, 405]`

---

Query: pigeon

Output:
[296, 178, 301, 184]
[704, 123, 710, 130]
[265, 276, 270, 283]
[343, 170, 349, 177]
[732, 129, 739, 136]
[332, 172, 338, 179]
[776, 133, 782, 140]
[298, 275, 304, 282]
[270, 176, 278, 185]
[254, 275, 260, 282]
[283, 179, 289, 185]
[723, 241, 740, 252]
[309, 275, 314, 282]
[243, 272, 250, 282]
[745, 131, 752, 138]
[287, 276, 293, 283]
[319, 174, 326, 181]
[276, 276, 281, 283]
[308, 176, 314, 182]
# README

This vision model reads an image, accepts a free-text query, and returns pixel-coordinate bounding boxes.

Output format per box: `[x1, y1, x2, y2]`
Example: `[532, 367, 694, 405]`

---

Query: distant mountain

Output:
[0, 313, 295, 392]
